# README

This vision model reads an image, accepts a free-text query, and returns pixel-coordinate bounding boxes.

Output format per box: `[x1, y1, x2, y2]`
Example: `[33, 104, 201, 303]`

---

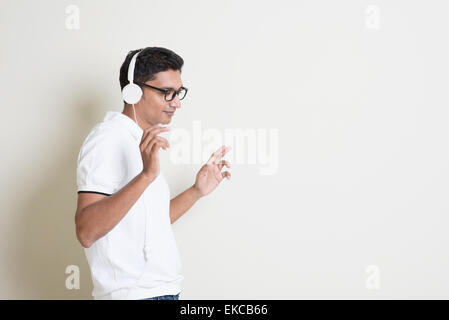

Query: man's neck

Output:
[122, 105, 145, 130]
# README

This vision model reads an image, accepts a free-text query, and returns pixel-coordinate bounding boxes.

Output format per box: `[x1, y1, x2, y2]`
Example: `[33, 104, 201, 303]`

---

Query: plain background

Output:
[1, 0, 448, 299]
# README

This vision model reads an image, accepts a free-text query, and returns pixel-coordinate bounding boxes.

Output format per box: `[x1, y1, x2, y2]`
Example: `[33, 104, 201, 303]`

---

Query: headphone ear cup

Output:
[122, 83, 143, 104]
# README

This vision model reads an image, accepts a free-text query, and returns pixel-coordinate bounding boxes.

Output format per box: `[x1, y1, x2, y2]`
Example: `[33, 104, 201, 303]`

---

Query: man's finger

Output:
[140, 127, 170, 151]
[213, 146, 232, 165]
[218, 160, 231, 170]
[208, 145, 232, 165]
[221, 171, 231, 180]
[207, 145, 225, 165]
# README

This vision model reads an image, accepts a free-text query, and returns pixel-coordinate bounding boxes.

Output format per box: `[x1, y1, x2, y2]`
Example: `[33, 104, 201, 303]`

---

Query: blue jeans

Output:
[141, 293, 180, 300]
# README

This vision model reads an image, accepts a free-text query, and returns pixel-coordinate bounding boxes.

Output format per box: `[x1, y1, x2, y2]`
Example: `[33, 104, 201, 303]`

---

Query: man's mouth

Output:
[164, 111, 174, 117]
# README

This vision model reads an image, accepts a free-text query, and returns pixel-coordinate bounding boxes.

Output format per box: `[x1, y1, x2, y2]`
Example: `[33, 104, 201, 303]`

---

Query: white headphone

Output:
[122, 50, 143, 104]
[122, 50, 147, 299]
[121, 49, 170, 299]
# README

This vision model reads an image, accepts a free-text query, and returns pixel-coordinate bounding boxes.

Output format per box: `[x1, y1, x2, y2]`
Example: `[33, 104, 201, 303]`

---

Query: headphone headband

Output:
[128, 50, 142, 84]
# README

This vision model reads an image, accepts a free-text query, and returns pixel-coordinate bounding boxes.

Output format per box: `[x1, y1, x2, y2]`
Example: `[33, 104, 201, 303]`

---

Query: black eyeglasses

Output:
[135, 81, 188, 101]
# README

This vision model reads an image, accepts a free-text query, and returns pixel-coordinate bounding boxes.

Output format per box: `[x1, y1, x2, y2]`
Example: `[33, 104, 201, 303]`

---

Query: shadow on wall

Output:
[9, 94, 109, 299]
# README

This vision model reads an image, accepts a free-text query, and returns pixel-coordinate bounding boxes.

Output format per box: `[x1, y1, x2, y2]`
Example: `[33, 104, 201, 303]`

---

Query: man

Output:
[75, 47, 231, 300]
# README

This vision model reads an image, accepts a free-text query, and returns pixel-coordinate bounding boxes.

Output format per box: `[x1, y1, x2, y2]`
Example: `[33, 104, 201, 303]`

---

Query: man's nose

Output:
[169, 94, 181, 109]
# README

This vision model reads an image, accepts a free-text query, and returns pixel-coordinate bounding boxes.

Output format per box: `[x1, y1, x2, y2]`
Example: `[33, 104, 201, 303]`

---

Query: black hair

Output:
[119, 47, 184, 91]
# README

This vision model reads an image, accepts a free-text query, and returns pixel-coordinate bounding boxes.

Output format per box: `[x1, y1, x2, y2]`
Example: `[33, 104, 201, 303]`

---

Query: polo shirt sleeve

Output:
[77, 126, 127, 196]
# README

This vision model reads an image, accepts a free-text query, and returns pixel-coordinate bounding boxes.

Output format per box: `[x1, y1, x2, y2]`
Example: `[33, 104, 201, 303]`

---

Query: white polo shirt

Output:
[76, 110, 183, 300]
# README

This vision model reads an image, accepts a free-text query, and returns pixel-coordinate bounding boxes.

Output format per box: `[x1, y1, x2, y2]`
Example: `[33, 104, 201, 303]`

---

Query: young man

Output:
[75, 47, 231, 300]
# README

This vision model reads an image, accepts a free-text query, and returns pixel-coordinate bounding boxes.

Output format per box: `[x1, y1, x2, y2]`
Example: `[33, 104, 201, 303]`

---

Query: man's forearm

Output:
[76, 172, 155, 248]
[170, 186, 203, 224]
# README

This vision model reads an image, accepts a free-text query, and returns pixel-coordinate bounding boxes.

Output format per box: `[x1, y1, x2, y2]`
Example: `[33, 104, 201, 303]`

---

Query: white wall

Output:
[1, 0, 448, 299]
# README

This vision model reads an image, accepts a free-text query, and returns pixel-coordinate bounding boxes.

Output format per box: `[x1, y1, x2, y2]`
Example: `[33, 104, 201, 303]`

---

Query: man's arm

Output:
[169, 145, 232, 224]
[75, 172, 155, 248]
[169, 186, 203, 224]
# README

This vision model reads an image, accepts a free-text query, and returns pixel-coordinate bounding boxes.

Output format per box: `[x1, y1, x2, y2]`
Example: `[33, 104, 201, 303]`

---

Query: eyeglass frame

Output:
[135, 81, 188, 101]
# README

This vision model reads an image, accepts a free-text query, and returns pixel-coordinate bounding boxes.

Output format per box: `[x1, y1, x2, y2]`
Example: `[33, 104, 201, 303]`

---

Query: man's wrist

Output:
[190, 185, 204, 200]
[140, 171, 156, 184]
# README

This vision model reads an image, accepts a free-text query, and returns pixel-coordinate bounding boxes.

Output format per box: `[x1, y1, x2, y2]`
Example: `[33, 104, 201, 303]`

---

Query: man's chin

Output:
[161, 115, 173, 124]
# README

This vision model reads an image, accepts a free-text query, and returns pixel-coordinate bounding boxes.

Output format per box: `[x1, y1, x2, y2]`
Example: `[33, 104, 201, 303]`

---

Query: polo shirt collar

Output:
[104, 111, 143, 142]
